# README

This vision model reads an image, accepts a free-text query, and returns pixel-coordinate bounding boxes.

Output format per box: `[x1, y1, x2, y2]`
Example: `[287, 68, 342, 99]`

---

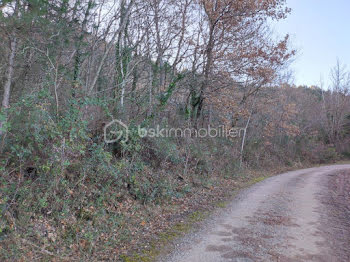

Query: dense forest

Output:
[1, 0, 350, 260]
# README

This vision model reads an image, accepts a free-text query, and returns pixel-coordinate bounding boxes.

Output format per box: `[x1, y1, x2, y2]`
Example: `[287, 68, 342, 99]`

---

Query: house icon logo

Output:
[103, 119, 129, 144]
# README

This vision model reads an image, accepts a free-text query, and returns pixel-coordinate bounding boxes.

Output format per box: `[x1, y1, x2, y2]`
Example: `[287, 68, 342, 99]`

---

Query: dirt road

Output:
[161, 165, 350, 262]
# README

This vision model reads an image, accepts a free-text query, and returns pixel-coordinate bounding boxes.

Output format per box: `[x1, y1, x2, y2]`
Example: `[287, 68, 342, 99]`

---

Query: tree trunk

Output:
[0, 34, 17, 138]
[240, 114, 251, 168]
[191, 24, 215, 126]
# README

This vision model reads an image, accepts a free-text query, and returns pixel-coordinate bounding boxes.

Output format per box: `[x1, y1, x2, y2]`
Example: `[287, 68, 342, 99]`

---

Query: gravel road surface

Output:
[160, 165, 350, 262]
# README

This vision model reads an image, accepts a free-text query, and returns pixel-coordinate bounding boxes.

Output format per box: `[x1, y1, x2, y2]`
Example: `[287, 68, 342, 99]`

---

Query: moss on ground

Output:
[215, 201, 228, 208]
[121, 210, 210, 261]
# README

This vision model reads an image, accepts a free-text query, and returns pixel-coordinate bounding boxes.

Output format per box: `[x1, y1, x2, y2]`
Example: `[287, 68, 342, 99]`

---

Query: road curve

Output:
[160, 165, 350, 262]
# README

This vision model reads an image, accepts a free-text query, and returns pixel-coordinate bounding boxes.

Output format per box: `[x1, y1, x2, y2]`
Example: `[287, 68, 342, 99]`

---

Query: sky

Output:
[273, 0, 350, 87]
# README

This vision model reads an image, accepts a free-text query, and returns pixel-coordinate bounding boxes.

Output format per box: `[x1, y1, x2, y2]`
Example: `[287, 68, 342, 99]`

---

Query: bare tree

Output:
[323, 60, 350, 145]
[0, 1, 18, 139]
